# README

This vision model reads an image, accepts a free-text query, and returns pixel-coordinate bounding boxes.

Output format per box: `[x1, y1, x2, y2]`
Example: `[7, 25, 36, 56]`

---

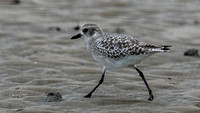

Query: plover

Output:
[71, 23, 171, 101]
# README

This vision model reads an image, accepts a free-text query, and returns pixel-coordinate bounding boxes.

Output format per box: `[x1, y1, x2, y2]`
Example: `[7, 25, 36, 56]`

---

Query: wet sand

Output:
[0, 0, 200, 113]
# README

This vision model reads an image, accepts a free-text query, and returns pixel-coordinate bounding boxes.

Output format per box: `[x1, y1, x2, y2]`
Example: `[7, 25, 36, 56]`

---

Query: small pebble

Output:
[184, 49, 199, 57]
[44, 92, 63, 102]
[56, 27, 61, 31]
[48, 27, 62, 32]
[13, 0, 21, 4]
[74, 25, 80, 31]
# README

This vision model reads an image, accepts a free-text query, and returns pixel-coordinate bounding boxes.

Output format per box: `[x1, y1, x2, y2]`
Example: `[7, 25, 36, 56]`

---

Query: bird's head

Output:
[71, 23, 103, 42]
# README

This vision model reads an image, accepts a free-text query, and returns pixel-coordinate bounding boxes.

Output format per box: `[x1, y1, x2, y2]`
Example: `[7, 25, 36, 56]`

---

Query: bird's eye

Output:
[82, 28, 88, 33]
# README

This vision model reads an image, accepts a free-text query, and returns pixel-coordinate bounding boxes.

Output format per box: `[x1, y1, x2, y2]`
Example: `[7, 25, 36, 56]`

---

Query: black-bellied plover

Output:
[71, 23, 171, 101]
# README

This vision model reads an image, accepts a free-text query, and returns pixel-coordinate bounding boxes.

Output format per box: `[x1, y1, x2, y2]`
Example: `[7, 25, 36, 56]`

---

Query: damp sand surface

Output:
[0, 0, 200, 113]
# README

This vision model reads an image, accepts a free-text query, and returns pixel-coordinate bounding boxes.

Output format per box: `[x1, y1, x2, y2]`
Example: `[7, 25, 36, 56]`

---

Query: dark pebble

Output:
[56, 27, 61, 31]
[184, 49, 199, 57]
[194, 20, 199, 25]
[44, 92, 63, 102]
[13, 0, 21, 4]
[48, 27, 62, 32]
[74, 25, 80, 31]
[15, 87, 20, 90]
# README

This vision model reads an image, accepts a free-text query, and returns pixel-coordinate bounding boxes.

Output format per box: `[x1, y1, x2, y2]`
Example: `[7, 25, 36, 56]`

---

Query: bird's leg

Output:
[84, 68, 107, 98]
[135, 67, 154, 101]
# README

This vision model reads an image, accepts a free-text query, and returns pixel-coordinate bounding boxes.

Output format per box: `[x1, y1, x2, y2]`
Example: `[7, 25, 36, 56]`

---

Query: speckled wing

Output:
[93, 33, 163, 59]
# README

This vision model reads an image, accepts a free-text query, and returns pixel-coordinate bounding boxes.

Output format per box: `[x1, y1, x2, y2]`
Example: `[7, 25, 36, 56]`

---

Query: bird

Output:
[71, 23, 171, 101]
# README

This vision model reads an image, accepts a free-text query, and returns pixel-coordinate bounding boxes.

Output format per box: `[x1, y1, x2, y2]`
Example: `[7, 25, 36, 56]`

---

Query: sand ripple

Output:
[0, 0, 200, 113]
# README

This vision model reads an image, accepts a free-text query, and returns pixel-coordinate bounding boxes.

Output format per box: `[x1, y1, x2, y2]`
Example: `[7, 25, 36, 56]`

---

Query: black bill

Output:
[71, 33, 82, 39]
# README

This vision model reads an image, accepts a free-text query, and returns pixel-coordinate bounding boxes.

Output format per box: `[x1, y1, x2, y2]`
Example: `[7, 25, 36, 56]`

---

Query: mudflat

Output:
[0, 0, 200, 113]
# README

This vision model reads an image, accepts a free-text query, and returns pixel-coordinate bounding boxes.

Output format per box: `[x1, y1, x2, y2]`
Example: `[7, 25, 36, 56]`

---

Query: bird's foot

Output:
[148, 94, 154, 101]
[84, 93, 92, 98]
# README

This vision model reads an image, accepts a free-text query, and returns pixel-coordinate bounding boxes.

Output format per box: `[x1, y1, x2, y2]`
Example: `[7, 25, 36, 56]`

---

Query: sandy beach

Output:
[0, 0, 200, 113]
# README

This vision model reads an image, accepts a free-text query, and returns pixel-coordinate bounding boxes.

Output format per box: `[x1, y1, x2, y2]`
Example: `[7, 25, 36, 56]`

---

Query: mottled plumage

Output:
[93, 33, 168, 59]
[71, 23, 171, 101]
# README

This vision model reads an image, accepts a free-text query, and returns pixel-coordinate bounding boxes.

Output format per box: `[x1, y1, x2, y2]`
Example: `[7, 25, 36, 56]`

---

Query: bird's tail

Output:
[160, 45, 172, 52]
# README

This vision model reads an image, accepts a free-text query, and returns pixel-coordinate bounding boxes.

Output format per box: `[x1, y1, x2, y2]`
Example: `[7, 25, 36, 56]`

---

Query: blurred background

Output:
[0, 0, 200, 113]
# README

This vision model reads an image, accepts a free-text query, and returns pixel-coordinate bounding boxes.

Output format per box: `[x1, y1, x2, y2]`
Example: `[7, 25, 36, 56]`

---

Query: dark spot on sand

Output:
[115, 27, 125, 33]
[13, 0, 21, 4]
[56, 27, 61, 31]
[168, 77, 172, 80]
[15, 109, 24, 112]
[184, 49, 199, 57]
[44, 92, 63, 102]
[74, 25, 80, 31]
[194, 20, 199, 25]
[33, 50, 38, 54]
[48, 27, 62, 32]
[15, 87, 20, 90]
